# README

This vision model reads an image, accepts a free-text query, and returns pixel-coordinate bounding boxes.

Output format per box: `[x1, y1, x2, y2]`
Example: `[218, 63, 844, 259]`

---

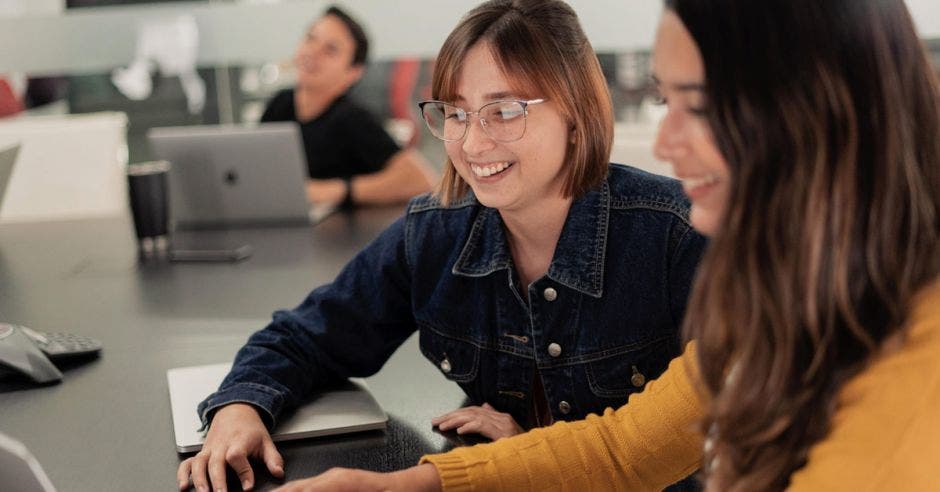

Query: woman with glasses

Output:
[178, 1, 706, 490]
[270, 0, 940, 489]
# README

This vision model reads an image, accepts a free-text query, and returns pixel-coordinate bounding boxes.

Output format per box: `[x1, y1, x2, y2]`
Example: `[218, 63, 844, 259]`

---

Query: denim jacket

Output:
[199, 164, 707, 432]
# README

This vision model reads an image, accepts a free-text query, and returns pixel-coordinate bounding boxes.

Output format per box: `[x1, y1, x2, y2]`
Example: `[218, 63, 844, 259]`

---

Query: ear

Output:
[344, 64, 365, 87]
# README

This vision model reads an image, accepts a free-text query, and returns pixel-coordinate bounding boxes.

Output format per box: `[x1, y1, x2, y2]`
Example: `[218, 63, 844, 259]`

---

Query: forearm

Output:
[421, 344, 707, 491]
[349, 149, 438, 205]
[197, 314, 338, 428]
[305, 150, 438, 206]
[201, 221, 417, 427]
[390, 464, 442, 492]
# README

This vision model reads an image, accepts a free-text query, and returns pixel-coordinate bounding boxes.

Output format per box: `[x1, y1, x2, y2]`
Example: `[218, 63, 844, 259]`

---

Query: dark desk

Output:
[0, 208, 467, 491]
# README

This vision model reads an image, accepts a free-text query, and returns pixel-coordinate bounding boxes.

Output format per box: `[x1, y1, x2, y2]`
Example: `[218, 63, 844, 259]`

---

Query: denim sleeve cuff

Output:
[196, 382, 285, 431]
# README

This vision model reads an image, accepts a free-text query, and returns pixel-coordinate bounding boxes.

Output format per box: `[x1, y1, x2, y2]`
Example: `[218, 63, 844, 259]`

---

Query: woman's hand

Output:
[272, 464, 441, 492]
[177, 403, 285, 491]
[432, 402, 524, 440]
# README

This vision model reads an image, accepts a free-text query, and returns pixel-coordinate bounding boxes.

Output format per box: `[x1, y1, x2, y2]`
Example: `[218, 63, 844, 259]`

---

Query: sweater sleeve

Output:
[420, 342, 707, 491]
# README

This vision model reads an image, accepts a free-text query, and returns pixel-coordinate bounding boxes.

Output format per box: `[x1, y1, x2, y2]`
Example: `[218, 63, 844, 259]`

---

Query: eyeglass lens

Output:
[421, 101, 528, 142]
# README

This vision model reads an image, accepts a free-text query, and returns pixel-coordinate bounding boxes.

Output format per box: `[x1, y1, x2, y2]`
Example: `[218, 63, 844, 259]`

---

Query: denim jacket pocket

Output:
[418, 327, 481, 384]
[583, 335, 676, 401]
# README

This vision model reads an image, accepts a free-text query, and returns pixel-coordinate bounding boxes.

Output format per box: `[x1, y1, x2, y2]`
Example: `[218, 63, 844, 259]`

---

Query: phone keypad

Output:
[19, 326, 102, 360]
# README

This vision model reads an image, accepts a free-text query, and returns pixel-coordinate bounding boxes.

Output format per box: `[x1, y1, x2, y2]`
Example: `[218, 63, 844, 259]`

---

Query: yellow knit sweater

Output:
[421, 282, 940, 490]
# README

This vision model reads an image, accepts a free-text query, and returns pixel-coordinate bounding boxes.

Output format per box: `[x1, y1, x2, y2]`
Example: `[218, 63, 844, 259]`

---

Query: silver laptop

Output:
[0, 431, 56, 492]
[167, 363, 388, 453]
[147, 123, 329, 229]
[0, 143, 20, 212]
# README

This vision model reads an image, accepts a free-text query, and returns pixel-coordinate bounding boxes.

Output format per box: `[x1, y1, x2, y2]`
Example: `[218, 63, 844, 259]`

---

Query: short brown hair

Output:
[431, 0, 613, 205]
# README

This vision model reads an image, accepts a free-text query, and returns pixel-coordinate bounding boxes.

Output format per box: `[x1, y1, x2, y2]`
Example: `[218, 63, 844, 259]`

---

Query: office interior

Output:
[1, 1, 940, 490]
[2, 0, 940, 221]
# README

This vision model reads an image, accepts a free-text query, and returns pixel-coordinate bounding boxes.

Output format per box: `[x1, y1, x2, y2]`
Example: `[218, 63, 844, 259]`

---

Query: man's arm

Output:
[306, 148, 438, 206]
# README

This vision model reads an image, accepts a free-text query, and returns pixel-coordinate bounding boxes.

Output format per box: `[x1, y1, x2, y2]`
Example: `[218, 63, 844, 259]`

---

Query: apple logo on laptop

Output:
[224, 169, 239, 186]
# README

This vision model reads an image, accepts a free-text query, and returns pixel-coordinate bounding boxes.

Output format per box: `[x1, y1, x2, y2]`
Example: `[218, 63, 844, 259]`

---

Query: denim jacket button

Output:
[440, 358, 452, 374]
[542, 287, 558, 302]
[631, 365, 646, 387]
[558, 400, 571, 414]
[547, 343, 562, 357]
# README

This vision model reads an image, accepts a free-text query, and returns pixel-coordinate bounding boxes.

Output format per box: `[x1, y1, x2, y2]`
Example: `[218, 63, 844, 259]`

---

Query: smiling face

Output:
[445, 41, 571, 213]
[652, 11, 730, 237]
[293, 14, 363, 93]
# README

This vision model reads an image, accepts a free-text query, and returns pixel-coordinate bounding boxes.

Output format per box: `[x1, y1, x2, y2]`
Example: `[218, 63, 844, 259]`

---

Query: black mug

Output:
[127, 160, 171, 257]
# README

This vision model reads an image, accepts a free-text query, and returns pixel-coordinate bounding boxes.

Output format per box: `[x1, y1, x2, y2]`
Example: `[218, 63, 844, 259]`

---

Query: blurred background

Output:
[1, 0, 939, 221]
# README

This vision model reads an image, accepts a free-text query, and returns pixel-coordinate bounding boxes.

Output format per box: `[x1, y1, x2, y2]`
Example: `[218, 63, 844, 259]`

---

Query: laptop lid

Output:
[0, 143, 20, 214]
[0, 431, 57, 492]
[147, 123, 313, 229]
[167, 363, 387, 453]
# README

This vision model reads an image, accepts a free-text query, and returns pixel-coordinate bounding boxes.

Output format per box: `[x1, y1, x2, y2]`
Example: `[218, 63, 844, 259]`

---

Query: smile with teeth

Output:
[681, 174, 720, 191]
[470, 161, 514, 177]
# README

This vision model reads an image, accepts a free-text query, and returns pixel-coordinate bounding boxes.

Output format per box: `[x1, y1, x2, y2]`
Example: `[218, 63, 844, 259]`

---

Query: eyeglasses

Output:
[417, 99, 546, 143]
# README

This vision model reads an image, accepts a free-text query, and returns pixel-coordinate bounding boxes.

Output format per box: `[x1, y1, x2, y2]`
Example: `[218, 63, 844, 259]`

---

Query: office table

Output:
[0, 207, 469, 491]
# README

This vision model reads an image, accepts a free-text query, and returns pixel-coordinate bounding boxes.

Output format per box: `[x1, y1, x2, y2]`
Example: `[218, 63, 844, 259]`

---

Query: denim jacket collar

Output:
[452, 180, 609, 298]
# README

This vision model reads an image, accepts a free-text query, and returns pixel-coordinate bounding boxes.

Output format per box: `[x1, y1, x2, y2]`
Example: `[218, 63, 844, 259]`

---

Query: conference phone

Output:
[0, 323, 102, 383]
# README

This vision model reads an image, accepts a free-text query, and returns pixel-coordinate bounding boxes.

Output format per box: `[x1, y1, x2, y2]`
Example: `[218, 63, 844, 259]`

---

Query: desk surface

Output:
[0, 207, 468, 491]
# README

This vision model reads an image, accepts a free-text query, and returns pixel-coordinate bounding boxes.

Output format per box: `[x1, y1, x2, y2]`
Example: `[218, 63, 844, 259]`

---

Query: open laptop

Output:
[167, 363, 387, 453]
[147, 123, 334, 229]
[0, 143, 20, 214]
[0, 431, 57, 492]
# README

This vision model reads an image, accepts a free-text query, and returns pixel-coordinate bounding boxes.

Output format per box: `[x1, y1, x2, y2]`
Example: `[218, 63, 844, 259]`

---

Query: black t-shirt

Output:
[260, 89, 400, 179]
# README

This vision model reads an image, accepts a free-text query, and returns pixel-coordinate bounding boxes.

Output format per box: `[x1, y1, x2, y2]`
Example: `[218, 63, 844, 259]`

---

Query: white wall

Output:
[0, 1, 936, 76]
[906, 0, 940, 38]
[0, 112, 129, 223]
[341, 0, 663, 60]
[0, 0, 62, 18]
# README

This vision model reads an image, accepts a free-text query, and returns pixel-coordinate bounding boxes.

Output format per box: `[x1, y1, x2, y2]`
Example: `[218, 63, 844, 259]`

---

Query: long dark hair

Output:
[665, 0, 940, 489]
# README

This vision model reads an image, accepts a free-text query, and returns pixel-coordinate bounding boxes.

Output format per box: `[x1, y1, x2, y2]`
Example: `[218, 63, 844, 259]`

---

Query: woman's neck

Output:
[500, 196, 573, 289]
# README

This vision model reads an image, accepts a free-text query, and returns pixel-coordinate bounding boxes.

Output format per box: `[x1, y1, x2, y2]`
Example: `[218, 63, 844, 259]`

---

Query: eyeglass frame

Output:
[417, 98, 546, 143]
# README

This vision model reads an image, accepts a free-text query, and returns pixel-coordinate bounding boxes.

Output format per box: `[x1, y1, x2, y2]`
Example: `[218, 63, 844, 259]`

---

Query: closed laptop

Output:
[167, 363, 388, 453]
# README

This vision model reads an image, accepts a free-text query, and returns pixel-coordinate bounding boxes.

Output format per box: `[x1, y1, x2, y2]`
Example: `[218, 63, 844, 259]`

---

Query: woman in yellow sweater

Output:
[271, 0, 940, 490]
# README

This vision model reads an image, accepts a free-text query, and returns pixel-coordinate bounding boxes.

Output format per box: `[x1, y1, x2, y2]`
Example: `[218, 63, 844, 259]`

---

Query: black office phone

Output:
[0, 323, 102, 383]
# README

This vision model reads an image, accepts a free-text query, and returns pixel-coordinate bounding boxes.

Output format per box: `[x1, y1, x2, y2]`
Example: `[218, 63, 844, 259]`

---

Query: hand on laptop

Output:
[431, 402, 524, 441]
[177, 403, 284, 491]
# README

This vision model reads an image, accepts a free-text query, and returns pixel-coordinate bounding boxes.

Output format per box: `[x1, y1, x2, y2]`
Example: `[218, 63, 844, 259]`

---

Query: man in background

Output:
[261, 6, 437, 207]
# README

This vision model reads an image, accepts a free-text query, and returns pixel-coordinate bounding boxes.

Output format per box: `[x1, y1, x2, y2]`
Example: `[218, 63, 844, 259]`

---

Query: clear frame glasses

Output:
[417, 99, 546, 143]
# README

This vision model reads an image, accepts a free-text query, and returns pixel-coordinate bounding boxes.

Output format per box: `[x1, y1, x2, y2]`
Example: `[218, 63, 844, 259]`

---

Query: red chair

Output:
[0, 79, 24, 118]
